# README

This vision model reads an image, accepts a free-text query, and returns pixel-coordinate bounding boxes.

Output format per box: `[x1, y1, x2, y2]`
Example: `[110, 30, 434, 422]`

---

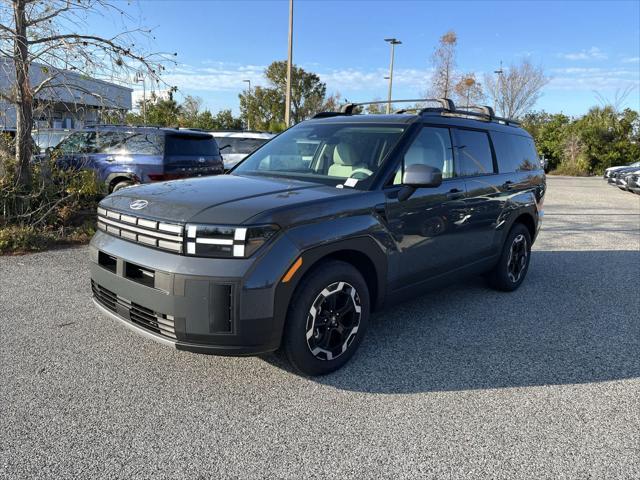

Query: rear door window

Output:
[166, 135, 219, 156]
[93, 131, 164, 156]
[453, 129, 495, 176]
[492, 131, 540, 172]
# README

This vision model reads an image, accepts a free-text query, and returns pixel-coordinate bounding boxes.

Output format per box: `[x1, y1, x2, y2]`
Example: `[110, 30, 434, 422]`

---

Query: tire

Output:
[111, 180, 135, 193]
[282, 260, 370, 376]
[487, 223, 532, 292]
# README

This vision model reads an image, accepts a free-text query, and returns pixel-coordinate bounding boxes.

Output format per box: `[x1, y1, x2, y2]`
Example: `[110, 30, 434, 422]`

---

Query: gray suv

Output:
[90, 99, 546, 375]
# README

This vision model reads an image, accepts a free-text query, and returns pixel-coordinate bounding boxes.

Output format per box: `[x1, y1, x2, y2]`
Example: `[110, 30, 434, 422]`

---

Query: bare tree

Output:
[0, 0, 173, 188]
[594, 86, 635, 113]
[484, 60, 549, 119]
[428, 30, 458, 99]
[453, 73, 484, 109]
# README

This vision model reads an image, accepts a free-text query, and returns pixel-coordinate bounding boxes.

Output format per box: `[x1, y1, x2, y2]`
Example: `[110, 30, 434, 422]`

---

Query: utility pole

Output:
[134, 72, 146, 125]
[243, 79, 251, 130]
[384, 38, 401, 114]
[284, 0, 294, 128]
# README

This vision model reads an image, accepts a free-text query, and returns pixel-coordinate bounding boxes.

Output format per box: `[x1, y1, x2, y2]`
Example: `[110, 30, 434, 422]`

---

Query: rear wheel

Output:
[487, 223, 532, 292]
[283, 261, 370, 376]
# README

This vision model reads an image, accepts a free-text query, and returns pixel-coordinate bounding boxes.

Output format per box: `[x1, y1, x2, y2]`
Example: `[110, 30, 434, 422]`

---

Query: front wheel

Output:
[487, 223, 532, 292]
[283, 261, 370, 376]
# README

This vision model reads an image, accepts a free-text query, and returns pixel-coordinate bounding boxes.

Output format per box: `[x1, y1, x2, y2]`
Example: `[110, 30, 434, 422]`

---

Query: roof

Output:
[82, 125, 214, 137]
[209, 131, 275, 139]
[309, 98, 526, 133]
[0, 57, 132, 110]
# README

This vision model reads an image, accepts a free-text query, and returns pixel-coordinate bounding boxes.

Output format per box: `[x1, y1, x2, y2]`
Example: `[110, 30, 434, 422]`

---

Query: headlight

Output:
[185, 224, 279, 258]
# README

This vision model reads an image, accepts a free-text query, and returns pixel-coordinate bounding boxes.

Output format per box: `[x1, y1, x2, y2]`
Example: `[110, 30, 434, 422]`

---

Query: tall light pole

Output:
[493, 61, 504, 113]
[384, 38, 401, 114]
[243, 79, 251, 130]
[134, 71, 146, 125]
[284, 0, 294, 128]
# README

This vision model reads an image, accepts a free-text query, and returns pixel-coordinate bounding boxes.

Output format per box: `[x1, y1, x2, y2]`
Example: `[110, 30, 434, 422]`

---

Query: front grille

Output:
[92, 281, 177, 339]
[97, 207, 183, 253]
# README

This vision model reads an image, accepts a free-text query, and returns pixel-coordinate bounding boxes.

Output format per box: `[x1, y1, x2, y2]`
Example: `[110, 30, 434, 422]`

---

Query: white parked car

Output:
[604, 161, 640, 178]
[210, 131, 275, 170]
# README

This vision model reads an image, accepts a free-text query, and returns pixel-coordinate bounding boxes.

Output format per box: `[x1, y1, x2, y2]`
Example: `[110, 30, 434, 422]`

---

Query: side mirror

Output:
[398, 164, 442, 201]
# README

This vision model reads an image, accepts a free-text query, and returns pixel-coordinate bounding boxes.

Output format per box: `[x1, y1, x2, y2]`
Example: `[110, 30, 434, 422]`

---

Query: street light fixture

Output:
[243, 79, 252, 130]
[384, 38, 401, 114]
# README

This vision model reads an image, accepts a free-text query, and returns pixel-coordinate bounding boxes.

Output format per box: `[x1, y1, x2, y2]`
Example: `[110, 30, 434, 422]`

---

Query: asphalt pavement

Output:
[1, 176, 639, 479]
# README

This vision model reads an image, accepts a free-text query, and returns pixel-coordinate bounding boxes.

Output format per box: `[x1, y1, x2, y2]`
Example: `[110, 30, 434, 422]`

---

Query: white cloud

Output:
[318, 67, 431, 92]
[621, 56, 639, 64]
[161, 61, 432, 95]
[163, 62, 267, 92]
[548, 66, 639, 91]
[558, 47, 608, 61]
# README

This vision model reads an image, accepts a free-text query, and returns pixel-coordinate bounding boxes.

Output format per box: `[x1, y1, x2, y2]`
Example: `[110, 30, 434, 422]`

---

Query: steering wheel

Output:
[348, 168, 374, 180]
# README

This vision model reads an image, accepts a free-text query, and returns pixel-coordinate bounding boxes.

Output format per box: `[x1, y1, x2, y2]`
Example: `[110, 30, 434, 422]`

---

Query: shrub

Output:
[1, 146, 101, 254]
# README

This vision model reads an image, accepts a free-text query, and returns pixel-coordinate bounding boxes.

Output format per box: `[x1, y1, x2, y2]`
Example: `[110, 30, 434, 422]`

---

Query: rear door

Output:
[452, 127, 504, 261]
[164, 133, 223, 177]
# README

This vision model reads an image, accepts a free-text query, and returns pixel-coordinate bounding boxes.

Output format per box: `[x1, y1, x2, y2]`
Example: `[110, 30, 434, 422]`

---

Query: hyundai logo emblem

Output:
[129, 199, 148, 210]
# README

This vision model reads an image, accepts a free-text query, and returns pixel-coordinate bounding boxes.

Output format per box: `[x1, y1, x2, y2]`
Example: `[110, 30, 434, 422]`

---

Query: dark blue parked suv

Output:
[53, 126, 223, 192]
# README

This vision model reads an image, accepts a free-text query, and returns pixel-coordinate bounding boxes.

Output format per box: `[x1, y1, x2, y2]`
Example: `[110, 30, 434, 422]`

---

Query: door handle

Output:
[446, 188, 465, 200]
[503, 181, 514, 190]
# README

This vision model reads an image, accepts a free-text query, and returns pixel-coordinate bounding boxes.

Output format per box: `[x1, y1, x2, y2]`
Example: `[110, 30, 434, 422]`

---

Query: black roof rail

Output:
[465, 105, 496, 117]
[312, 111, 351, 119]
[339, 98, 455, 115]
[312, 97, 521, 126]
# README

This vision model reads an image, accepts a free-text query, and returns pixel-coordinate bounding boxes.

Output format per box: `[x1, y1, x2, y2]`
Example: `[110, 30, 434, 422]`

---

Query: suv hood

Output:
[100, 174, 358, 225]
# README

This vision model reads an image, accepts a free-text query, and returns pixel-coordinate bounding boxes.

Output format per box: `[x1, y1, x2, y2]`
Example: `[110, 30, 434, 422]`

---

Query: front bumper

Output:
[89, 231, 294, 355]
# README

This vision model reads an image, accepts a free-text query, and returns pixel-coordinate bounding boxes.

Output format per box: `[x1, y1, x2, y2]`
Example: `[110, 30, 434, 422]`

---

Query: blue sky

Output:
[103, 0, 639, 116]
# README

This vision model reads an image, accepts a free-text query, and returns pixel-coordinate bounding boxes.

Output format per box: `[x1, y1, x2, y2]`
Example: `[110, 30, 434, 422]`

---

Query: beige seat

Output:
[328, 143, 365, 178]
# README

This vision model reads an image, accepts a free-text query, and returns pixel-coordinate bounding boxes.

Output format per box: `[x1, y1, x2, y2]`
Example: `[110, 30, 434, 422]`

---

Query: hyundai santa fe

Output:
[89, 98, 546, 375]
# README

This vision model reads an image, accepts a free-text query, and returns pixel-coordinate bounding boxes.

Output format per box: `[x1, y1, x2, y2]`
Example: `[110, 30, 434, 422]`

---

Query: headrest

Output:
[333, 143, 359, 166]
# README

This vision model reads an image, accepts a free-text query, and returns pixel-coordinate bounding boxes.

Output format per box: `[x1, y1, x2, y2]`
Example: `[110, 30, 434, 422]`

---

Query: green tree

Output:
[573, 106, 640, 174]
[522, 111, 571, 171]
[239, 61, 330, 131]
[126, 97, 182, 127]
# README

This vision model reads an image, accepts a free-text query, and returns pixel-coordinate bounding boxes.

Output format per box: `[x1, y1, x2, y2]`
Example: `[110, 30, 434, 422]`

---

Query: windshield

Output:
[166, 134, 219, 156]
[232, 123, 406, 189]
[215, 137, 269, 154]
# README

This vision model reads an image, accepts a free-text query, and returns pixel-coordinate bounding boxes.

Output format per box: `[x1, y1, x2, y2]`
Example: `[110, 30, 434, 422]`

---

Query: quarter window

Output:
[454, 129, 494, 176]
[393, 127, 454, 184]
[492, 131, 540, 172]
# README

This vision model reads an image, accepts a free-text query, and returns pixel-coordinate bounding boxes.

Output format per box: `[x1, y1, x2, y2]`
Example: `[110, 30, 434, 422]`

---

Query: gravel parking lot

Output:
[1, 176, 639, 479]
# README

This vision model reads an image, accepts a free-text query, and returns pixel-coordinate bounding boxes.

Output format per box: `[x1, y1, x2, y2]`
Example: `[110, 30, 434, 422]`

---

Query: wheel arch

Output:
[272, 236, 388, 347]
[106, 172, 139, 192]
[511, 211, 536, 242]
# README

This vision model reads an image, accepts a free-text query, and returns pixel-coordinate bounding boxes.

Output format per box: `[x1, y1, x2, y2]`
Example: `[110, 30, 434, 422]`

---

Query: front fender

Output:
[241, 214, 392, 350]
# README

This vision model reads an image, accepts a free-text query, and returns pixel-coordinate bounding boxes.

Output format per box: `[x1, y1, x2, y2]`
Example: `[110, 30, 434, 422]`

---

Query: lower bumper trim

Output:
[93, 298, 277, 356]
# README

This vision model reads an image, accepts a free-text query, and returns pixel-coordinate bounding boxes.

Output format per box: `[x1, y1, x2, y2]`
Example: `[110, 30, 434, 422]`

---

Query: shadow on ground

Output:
[265, 250, 640, 393]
